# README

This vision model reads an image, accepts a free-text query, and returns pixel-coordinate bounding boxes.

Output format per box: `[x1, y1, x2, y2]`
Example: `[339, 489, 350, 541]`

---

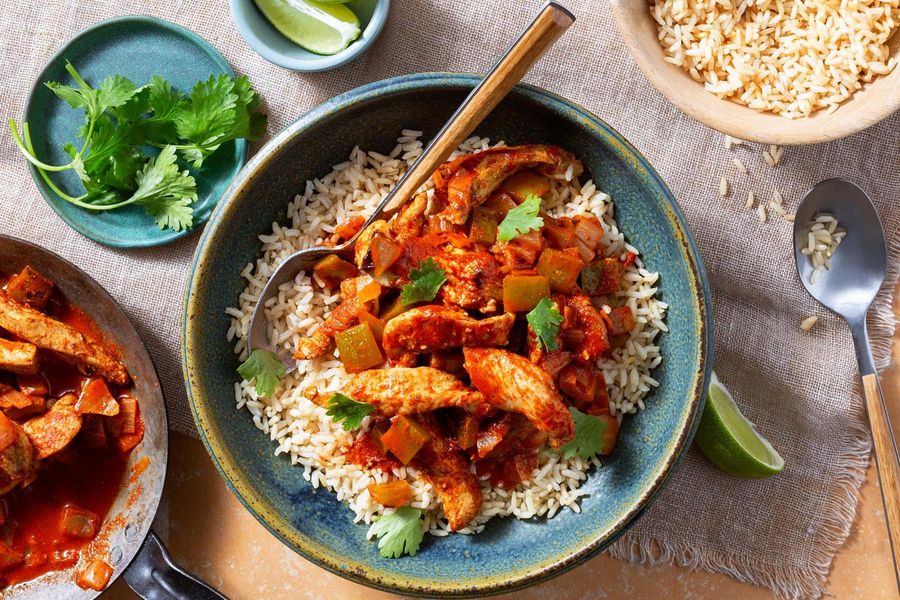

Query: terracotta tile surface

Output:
[105, 289, 899, 599]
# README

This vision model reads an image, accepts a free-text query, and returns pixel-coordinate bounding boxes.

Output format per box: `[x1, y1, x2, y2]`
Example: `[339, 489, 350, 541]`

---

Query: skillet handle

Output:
[123, 530, 227, 600]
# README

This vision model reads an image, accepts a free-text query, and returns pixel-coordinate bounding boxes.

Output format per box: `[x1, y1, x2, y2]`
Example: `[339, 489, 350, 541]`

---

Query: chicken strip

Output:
[413, 414, 483, 531]
[294, 275, 374, 360]
[382, 306, 514, 366]
[463, 347, 574, 447]
[0, 292, 128, 385]
[0, 419, 36, 495]
[566, 291, 610, 363]
[390, 192, 428, 241]
[23, 393, 82, 459]
[0, 338, 39, 375]
[432, 244, 503, 313]
[341, 367, 484, 415]
[438, 145, 584, 224]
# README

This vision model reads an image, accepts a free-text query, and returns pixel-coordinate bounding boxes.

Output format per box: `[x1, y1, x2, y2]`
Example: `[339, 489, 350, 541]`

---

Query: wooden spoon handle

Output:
[382, 2, 575, 211]
[862, 373, 900, 591]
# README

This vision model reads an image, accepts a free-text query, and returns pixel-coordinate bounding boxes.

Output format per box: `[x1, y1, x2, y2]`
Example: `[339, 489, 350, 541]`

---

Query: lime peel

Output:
[695, 371, 785, 478]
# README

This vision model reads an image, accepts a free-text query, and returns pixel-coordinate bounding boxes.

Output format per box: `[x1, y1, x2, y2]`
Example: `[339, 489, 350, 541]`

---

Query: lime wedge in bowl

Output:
[695, 372, 785, 478]
[254, 0, 361, 55]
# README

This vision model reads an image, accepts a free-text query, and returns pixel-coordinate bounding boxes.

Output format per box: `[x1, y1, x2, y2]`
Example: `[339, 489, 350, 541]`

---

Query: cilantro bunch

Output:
[9, 62, 266, 231]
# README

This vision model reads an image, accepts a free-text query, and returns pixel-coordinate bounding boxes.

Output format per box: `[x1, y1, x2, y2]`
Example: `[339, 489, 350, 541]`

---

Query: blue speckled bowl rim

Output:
[229, 0, 391, 73]
[22, 14, 249, 249]
[182, 72, 713, 597]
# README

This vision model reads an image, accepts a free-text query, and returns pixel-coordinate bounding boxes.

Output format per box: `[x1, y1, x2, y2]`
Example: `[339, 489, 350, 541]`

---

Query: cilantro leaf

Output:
[237, 349, 286, 397]
[368, 507, 424, 558]
[400, 258, 447, 305]
[497, 194, 544, 241]
[325, 392, 375, 431]
[526, 297, 563, 352]
[126, 145, 197, 231]
[559, 407, 609, 460]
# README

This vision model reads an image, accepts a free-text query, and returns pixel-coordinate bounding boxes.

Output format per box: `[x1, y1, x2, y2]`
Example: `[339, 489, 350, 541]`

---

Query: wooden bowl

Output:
[610, 0, 900, 144]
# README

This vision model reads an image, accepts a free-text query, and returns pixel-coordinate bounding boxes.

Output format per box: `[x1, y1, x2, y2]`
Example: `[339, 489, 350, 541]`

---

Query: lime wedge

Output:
[254, 0, 361, 55]
[695, 372, 785, 478]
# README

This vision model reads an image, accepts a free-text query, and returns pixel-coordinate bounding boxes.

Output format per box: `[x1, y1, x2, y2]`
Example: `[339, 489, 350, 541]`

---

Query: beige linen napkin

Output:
[0, 1, 897, 597]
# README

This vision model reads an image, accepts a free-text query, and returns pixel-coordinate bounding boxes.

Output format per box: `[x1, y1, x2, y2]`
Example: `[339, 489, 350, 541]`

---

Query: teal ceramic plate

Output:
[183, 73, 713, 597]
[22, 16, 248, 248]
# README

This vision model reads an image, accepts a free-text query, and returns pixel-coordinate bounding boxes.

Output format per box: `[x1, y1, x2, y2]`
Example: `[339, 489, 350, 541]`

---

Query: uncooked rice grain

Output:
[226, 132, 666, 538]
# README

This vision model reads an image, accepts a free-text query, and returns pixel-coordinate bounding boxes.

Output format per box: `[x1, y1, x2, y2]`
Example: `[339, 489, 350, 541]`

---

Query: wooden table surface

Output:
[106, 289, 900, 600]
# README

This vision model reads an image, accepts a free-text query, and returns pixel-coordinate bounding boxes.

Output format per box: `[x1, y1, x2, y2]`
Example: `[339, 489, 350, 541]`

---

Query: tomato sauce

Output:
[0, 271, 143, 589]
[0, 447, 129, 587]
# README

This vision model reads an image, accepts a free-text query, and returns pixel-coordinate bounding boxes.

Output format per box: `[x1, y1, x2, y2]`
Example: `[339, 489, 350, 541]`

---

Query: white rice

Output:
[801, 212, 846, 283]
[651, 0, 900, 118]
[226, 133, 666, 536]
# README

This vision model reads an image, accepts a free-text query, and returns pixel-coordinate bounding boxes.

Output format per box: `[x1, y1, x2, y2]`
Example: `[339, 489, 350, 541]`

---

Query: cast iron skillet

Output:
[0, 235, 223, 599]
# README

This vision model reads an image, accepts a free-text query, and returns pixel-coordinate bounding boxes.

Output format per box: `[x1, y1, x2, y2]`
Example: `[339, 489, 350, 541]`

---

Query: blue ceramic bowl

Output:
[22, 16, 248, 248]
[183, 73, 713, 597]
[230, 0, 390, 72]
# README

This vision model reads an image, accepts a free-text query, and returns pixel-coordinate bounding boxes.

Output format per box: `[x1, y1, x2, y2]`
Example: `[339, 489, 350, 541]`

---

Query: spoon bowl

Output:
[793, 178, 887, 322]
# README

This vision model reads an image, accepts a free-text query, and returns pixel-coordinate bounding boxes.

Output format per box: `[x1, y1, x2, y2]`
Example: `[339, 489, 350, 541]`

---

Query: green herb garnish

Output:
[325, 392, 375, 431]
[400, 257, 447, 305]
[237, 349, 286, 397]
[368, 507, 425, 558]
[9, 63, 266, 231]
[559, 407, 608, 460]
[497, 193, 544, 241]
[526, 297, 563, 352]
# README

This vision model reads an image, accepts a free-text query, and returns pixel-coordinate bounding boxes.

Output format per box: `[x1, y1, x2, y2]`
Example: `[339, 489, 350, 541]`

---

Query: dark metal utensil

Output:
[793, 178, 900, 593]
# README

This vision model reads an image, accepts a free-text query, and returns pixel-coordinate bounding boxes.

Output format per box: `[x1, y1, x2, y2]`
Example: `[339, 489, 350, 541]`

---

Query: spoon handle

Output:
[861, 373, 900, 589]
[351, 2, 575, 231]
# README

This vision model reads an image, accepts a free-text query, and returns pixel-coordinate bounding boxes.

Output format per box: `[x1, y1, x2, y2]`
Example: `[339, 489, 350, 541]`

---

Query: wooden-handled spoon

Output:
[247, 2, 576, 367]
[794, 178, 900, 593]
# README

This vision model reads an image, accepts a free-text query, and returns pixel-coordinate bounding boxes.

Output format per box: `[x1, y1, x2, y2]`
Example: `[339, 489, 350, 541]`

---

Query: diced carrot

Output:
[0, 413, 15, 452]
[60, 505, 99, 539]
[381, 415, 430, 464]
[502, 275, 550, 312]
[16, 374, 48, 397]
[356, 280, 383, 308]
[313, 255, 360, 290]
[499, 170, 551, 202]
[371, 235, 403, 277]
[457, 414, 480, 450]
[335, 323, 384, 373]
[75, 558, 113, 591]
[75, 378, 120, 416]
[535, 248, 583, 293]
[367, 480, 413, 507]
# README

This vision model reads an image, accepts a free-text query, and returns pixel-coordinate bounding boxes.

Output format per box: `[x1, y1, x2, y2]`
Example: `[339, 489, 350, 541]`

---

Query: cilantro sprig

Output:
[559, 407, 608, 460]
[400, 257, 447, 305]
[325, 392, 375, 431]
[9, 63, 266, 231]
[497, 194, 544, 241]
[237, 349, 286, 397]
[368, 507, 425, 558]
[527, 297, 563, 352]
